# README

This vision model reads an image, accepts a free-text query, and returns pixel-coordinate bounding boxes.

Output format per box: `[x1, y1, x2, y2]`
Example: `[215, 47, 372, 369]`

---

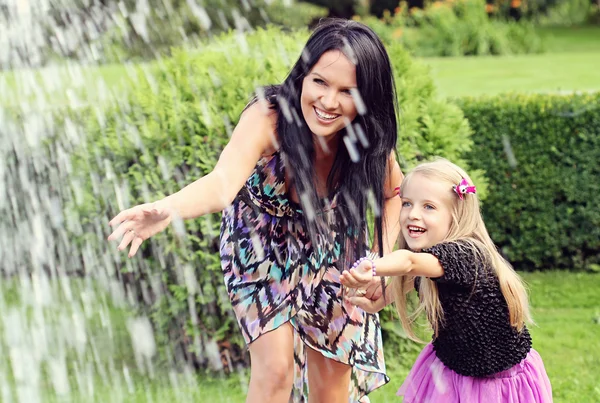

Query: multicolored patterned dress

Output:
[220, 150, 389, 402]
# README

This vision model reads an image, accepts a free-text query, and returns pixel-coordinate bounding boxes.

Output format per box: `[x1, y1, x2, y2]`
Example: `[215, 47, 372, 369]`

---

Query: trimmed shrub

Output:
[460, 93, 600, 271]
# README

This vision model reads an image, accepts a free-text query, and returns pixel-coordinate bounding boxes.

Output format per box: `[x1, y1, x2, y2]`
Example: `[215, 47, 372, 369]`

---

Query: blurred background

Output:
[0, 0, 599, 402]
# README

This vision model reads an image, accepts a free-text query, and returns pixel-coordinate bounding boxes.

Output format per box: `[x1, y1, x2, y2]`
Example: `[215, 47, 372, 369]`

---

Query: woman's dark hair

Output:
[255, 18, 398, 265]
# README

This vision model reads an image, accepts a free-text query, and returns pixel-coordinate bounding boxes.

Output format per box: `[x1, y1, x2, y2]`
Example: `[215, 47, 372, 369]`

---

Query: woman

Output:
[108, 19, 403, 402]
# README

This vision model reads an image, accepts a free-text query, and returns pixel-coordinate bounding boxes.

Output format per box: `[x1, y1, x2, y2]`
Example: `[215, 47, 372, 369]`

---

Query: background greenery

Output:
[1, 0, 599, 402]
[461, 93, 600, 271]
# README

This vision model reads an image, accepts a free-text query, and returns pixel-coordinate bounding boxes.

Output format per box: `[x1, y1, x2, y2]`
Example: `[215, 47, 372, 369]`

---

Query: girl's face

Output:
[300, 50, 358, 140]
[400, 174, 454, 252]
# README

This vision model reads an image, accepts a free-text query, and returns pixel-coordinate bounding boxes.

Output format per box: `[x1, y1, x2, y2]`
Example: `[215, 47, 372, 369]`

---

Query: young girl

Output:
[107, 19, 403, 403]
[340, 158, 553, 402]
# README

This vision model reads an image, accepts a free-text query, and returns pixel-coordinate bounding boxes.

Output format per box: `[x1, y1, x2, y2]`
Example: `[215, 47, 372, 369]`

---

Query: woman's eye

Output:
[341, 89, 352, 95]
[314, 78, 325, 85]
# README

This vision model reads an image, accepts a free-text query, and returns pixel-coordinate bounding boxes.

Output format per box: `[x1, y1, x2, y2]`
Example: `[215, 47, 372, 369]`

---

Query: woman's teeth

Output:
[315, 107, 339, 120]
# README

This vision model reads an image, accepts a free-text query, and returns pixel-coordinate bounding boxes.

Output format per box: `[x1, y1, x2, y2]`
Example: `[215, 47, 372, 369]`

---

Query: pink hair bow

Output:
[453, 178, 476, 200]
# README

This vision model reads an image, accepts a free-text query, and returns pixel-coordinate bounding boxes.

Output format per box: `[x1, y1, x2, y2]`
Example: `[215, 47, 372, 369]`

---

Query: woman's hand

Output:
[362, 276, 384, 301]
[344, 288, 387, 314]
[107, 202, 172, 257]
[340, 258, 374, 290]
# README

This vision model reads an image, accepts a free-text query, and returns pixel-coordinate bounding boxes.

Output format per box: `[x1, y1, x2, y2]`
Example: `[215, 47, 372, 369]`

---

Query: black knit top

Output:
[414, 240, 532, 377]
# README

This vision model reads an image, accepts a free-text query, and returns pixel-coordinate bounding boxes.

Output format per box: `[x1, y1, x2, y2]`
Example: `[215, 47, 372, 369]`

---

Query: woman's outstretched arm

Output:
[156, 102, 277, 218]
[108, 101, 276, 256]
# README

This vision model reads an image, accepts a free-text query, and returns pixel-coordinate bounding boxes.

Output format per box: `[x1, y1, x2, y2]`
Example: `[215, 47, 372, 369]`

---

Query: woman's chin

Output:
[308, 122, 343, 137]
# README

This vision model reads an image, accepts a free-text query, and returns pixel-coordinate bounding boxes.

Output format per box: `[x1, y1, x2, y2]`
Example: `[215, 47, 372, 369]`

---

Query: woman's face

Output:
[300, 50, 359, 140]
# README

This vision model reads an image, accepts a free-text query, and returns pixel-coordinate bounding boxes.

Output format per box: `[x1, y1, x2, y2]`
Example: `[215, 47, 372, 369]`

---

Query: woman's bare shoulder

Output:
[240, 100, 279, 156]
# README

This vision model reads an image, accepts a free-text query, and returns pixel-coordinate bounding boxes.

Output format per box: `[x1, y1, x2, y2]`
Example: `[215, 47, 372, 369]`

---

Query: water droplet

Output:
[343, 135, 360, 163]
[502, 134, 517, 168]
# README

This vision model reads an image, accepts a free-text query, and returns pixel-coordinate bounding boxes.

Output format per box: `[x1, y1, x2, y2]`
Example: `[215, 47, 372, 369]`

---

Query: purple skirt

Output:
[397, 343, 553, 402]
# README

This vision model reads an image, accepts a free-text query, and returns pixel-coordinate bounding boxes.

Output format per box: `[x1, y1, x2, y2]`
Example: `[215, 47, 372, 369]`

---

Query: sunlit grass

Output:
[422, 51, 600, 98]
[421, 25, 600, 97]
[2, 271, 594, 402]
[537, 26, 600, 53]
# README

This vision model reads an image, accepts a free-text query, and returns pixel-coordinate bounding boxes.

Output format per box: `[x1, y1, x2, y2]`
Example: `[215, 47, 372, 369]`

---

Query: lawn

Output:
[421, 25, 600, 97]
[1, 271, 597, 402]
[421, 51, 600, 98]
[537, 26, 600, 53]
[369, 271, 600, 403]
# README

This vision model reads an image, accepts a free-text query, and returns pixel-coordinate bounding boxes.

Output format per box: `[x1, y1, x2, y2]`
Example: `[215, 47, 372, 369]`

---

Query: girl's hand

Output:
[340, 258, 374, 290]
[344, 291, 386, 314]
[107, 202, 172, 258]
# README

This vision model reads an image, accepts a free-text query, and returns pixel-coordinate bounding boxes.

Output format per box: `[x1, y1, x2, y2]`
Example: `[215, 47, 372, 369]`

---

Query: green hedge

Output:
[460, 93, 600, 271]
[70, 25, 476, 368]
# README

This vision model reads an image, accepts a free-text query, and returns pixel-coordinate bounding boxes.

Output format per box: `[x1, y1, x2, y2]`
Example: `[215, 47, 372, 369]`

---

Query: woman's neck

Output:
[313, 133, 340, 162]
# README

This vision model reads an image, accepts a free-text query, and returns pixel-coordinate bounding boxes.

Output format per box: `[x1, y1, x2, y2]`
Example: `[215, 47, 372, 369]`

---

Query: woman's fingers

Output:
[117, 230, 136, 251]
[109, 208, 135, 227]
[346, 295, 385, 314]
[346, 296, 377, 313]
[364, 278, 382, 300]
[107, 227, 121, 242]
[107, 220, 136, 241]
[128, 236, 143, 258]
[142, 208, 155, 216]
[108, 205, 155, 258]
[141, 202, 158, 216]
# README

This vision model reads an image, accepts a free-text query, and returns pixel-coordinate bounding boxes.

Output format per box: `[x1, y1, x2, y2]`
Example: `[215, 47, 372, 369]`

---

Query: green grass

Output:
[421, 25, 600, 97]
[537, 26, 600, 53]
[368, 271, 600, 403]
[421, 51, 600, 98]
[45, 372, 248, 403]
[3, 271, 595, 402]
[520, 271, 600, 403]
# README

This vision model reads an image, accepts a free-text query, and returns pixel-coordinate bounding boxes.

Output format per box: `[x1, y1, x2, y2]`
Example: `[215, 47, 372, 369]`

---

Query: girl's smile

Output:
[400, 174, 454, 251]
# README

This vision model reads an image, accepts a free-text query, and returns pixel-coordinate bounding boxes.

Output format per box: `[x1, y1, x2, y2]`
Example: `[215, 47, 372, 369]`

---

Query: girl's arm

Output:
[373, 249, 443, 278]
[340, 249, 443, 290]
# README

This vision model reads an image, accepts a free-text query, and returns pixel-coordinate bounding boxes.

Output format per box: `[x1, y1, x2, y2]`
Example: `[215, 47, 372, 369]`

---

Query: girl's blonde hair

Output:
[392, 158, 532, 341]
